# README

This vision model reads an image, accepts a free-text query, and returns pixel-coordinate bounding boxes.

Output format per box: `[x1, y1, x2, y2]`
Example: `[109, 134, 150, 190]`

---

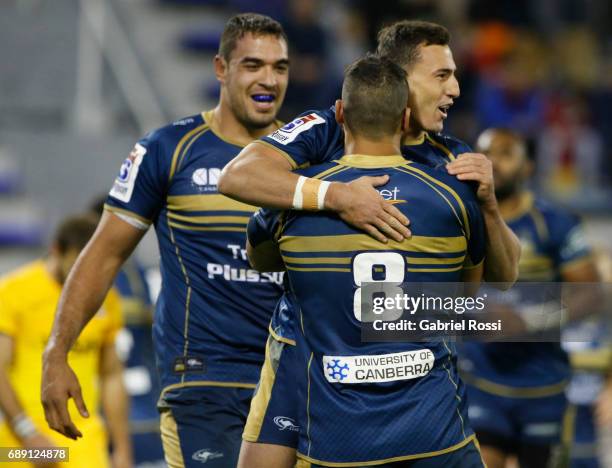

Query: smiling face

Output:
[406, 44, 460, 133]
[217, 32, 289, 130]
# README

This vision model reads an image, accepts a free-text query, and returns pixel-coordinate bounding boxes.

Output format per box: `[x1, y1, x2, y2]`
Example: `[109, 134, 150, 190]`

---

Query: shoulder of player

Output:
[532, 197, 580, 229]
[427, 132, 473, 155]
[0, 260, 45, 296]
[140, 113, 207, 152]
[405, 162, 479, 203]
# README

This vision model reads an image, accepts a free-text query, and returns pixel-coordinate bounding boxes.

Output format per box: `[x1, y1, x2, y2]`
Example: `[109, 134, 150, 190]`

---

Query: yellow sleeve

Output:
[102, 287, 124, 345]
[0, 281, 19, 337]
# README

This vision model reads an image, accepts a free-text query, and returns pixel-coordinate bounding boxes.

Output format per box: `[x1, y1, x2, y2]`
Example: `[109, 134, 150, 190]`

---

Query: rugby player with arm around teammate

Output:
[41, 13, 290, 468]
[219, 20, 520, 289]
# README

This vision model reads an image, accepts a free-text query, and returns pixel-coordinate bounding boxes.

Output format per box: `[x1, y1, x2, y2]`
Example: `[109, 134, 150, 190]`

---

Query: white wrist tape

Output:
[292, 176, 307, 210]
[11, 413, 37, 439]
[292, 176, 329, 211]
[317, 181, 331, 210]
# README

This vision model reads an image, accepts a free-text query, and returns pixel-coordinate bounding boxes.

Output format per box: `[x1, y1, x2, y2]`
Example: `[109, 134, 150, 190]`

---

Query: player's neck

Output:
[498, 190, 531, 221]
[211, 102, 277, 147]
[402, 128, 426, 145]
[345, 135, 401, 157]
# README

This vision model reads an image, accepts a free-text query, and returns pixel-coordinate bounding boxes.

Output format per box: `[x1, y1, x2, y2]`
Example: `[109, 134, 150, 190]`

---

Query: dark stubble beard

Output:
[494, 179, 521, 202]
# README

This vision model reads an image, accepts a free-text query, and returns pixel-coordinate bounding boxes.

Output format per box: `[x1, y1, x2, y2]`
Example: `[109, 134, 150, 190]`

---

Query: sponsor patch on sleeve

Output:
[109, 143, 147, 203]
[267, 113, 325, 145]
[323, 349, 434, 384]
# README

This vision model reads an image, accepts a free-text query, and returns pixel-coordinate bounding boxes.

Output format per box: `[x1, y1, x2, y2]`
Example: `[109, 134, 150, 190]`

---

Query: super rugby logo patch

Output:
[268, 113, 325, 145]
[110, 143, 146, 203]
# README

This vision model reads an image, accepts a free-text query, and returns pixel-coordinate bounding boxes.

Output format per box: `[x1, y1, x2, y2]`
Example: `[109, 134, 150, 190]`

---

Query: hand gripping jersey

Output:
[105, 111, 285, 400]
[460, 193, 593, 394]
[250, 154, 486, 466]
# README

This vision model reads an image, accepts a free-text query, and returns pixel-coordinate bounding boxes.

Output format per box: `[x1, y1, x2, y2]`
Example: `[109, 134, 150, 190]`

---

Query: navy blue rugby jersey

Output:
[249, 154, 485, 465]
[105, 111, 285, 398]
[259, 106, 473, 170]
[460, 193, 592, 393]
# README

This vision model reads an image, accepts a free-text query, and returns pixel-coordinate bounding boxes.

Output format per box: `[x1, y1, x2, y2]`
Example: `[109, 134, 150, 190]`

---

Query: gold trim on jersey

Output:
[425, 133, 457, 161]
[167, 194, 257, 213]
[310, 164, 351, 181]
[167, 212, 250, 225]
[570, 347, 612, 371]
[282, 256, 352, 265]
[561, 404, 577, 447]
[160, 410, 186, 468]
[306, 352, 314, 457]
[407, 266, 463, 273]
[169, 123, 210, 181]
[462, 374, 568, 398]
[176, 127, 212, 175]
[297, 434, 477, 467]
[168, 220, 246, 232]
[280, 234, 467, 254]
[286, 266, 351, 273]
[159, 380, 257, 403]
[166, 217, 192, 384]
[442, 341, 467, 439]
[336, 154, 407, 168]
[405, 255, 465, 265]
[402, 132, 426, 146]
[268, 323, 297, 346]
[202, 110, 246, 148]
[397, 165, 470, 239]
[104, 204, 152, 225]
[253, 140, 300, 169]
[242, 337, 278, 442]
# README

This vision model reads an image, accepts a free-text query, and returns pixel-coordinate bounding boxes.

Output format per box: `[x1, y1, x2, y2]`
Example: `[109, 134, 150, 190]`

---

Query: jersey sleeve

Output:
[105, 130, 170, 227]
[102, 287, 124, 345]
[464, 200, 486, 270]
[258, 108, 343, 168]
[0, 281, 18, 337]
[550, 212, 592, 270]
[247, 208, 283, 247]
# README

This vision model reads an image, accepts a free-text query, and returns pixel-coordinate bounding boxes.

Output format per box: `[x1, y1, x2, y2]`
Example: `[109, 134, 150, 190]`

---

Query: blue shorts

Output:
[466, 383, 568, 447]
[243, 333, 300, 448]
[159, 385, 254, 467]
[295, 438, 485, 467]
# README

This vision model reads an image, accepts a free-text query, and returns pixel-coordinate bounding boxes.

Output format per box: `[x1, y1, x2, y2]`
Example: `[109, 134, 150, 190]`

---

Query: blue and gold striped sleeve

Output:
[105, 130, 171, 225]
[259, 107, 343, 168]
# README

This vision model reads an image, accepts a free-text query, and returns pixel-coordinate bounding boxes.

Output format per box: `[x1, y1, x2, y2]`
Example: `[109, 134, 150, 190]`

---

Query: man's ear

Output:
[214, 55, 227, 84]
[401, 108, 411, 132]
[335, 99, 344, 124]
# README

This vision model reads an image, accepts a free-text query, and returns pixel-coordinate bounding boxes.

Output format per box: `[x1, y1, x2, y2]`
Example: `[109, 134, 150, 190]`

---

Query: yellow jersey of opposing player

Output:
[0, 260, 122, 468]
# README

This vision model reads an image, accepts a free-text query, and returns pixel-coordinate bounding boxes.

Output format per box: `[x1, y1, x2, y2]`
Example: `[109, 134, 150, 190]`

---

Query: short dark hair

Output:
[218, 13, 287, 61]
[376, 20, 450, 70]
[342, 55, 408, 140]
[53, 214, 99, 254]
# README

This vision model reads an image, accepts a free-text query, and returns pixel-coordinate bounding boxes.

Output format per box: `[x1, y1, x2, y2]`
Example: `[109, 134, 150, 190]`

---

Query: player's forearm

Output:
[482, 206, 520, 289]
[0, 369, 37, 441]
[219, 143, 298, 208]
[101, 367, 132, 460]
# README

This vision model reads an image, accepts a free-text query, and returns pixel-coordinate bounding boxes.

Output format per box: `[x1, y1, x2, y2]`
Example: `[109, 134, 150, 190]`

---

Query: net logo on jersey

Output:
[268, 113, 325, 145]
[110, 143, 147, 203]
[323, 349, 434, 384]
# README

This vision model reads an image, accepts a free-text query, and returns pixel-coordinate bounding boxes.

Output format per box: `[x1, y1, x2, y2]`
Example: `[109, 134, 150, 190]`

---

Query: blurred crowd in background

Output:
[1, 0, 611, 257]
